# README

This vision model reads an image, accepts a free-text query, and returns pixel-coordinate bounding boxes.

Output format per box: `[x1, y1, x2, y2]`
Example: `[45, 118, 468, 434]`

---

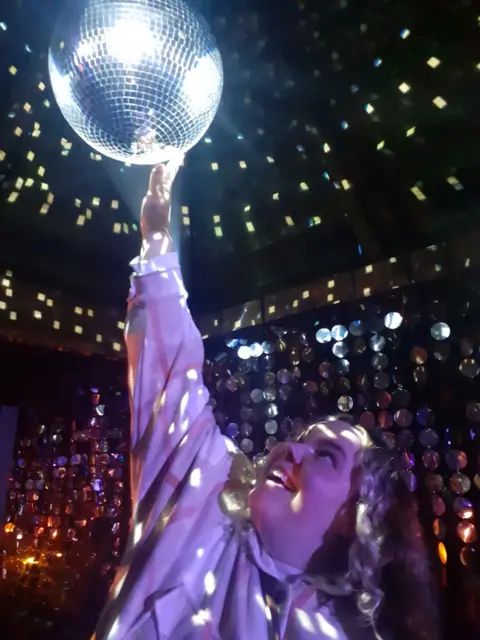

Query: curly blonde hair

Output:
[306, 419, 439, 640]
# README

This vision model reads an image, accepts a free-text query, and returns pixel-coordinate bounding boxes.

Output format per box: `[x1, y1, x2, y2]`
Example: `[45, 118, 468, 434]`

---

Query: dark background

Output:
[0, 0, 478, 315]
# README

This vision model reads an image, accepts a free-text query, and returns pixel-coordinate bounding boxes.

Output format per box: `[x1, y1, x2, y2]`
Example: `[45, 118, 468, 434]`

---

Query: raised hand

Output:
[140, 154, 184, 241]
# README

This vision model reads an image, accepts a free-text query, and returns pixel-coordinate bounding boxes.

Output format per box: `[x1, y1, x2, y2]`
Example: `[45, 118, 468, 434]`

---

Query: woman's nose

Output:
[282, 441, 311, 465]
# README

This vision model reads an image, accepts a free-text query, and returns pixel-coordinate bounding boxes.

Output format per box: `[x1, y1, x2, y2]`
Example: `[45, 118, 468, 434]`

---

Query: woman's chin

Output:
[248, 485, 306, 569]
[248, 480, 293, 531]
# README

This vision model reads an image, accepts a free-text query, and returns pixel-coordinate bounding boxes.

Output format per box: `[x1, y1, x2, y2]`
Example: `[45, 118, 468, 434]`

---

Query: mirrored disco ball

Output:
[49, 0, 223, 164]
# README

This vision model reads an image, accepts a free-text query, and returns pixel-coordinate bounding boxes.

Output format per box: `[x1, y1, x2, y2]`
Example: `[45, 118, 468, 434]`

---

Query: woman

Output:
[93, 163, 439, 640]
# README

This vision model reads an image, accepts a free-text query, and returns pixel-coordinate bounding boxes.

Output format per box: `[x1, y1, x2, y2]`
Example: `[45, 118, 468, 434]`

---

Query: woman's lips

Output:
[266, 468, 296, 492]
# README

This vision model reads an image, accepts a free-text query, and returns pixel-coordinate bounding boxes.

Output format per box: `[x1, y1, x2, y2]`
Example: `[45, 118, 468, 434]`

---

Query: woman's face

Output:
[248, 419, 369, 571]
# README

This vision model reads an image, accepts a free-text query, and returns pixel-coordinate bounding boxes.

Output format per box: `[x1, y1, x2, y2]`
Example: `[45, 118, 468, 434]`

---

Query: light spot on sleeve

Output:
[173, 270, 183, 288]
[180, 391, 189, 414]
[316, 612, 339, 638]
[191, 609, 211, 626]
[153, 390, 167, 414]
[196, 547, 204, 559]
[133, 522, 143, 545]
[225, 438, 237, 454]
[255, 593, 272, 621]
[186, 368, 198, 380]
[113, 574, 126, 599]
[190, 467, 202, 487]
[106, 618, 119, 640]
[204, 570, 216, 595]
[296, 608, 315, 633]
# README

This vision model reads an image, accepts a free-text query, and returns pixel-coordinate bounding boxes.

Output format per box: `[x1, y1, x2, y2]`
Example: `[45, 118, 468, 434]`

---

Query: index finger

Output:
[148, 164, 165, 197]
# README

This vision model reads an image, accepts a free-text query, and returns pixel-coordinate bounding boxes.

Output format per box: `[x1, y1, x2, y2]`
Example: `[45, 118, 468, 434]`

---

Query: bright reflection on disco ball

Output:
[48, 0, 223, 164]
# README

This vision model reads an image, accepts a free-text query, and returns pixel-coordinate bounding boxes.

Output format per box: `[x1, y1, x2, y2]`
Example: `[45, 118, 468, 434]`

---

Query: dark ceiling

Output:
[0, 0, 478, 315]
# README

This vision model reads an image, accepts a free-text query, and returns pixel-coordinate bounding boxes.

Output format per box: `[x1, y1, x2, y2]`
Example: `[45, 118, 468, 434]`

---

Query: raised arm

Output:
[126, 162, 232, 516]
[93, 164, 238, 640]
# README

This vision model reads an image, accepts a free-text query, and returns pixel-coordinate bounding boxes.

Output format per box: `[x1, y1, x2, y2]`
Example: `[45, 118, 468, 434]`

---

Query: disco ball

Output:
[48, 0, 223, 164]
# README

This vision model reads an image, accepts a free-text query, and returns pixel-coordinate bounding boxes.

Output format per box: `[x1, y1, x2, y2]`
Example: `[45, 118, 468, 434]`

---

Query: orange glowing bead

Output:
[4, 523, 15, 533]
[437, 542, 448, 565]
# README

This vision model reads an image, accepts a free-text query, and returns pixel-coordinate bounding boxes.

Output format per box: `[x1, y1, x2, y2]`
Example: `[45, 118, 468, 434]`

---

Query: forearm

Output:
[141, 228, 175, 259]
[126, 250, 207, 503]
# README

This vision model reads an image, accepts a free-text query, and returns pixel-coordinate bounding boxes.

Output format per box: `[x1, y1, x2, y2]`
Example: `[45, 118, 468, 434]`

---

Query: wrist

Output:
[141, 228, 171, 243]
[140, 230, 175, 259]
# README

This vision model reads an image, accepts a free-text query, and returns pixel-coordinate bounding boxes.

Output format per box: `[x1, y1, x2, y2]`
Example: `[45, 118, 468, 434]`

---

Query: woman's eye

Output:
[315, 450, 336, 466]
